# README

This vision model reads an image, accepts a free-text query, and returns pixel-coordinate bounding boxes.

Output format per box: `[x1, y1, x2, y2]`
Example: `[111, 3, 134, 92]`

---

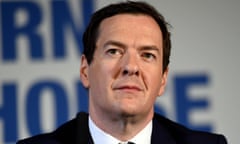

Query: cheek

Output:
[144, 69, 163, 94]
[88, 73, 108, 104]
[89, 62, 114, 91]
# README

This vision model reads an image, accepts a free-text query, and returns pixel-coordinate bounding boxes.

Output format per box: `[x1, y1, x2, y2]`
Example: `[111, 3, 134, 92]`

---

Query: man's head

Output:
[83, 1, 171, 72]
[80, 1, 171, 125]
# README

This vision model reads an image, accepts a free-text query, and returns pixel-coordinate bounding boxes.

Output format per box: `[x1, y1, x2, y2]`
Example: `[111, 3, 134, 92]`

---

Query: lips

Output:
[113, 80, 144, 93]
[115, 85, 142, 91]
[112, 77, 144, 93]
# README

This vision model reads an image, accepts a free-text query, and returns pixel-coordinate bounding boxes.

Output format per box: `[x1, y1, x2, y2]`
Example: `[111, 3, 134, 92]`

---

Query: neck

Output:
[89, 109, 154, 141]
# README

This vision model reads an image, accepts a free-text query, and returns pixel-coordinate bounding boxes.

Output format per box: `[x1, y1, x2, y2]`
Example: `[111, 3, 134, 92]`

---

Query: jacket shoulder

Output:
[17, 112, 89, 144]
[17, 118, 77, 144]
[153, 113, 227, 144]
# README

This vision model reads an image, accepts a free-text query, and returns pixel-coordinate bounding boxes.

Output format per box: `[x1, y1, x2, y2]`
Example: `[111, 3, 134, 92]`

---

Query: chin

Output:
[118, 108, 140, 117]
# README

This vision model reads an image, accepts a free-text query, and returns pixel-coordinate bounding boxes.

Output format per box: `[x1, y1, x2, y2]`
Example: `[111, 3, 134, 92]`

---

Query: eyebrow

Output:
[103, 40, 161, 54]
[139, 46, 160, 54]
[103, 40, 127, 49]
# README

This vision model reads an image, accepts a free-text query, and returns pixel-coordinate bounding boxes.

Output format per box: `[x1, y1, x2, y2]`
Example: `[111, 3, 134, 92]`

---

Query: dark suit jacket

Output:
[17, 112, 227, 144]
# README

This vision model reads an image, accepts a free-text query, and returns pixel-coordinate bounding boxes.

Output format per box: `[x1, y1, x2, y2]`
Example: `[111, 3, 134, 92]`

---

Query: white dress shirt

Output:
[89, 116, 152, 144]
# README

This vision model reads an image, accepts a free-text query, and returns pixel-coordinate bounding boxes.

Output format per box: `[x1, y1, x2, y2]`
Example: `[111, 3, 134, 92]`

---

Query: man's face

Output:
[80, 14, 168, 120]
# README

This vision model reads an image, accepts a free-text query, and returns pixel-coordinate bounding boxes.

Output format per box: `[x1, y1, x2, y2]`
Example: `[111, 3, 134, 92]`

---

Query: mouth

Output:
[113, 78, 144, 94]
[114, 85, 143, 93]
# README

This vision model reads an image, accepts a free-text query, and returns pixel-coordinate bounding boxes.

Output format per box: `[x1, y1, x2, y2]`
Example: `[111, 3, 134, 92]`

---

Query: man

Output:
[17, 1, 227, 144]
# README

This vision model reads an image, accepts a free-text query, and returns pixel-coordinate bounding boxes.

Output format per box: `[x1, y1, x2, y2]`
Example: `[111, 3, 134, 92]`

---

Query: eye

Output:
[106, 48, 123, 57]
[141, 52, 156, 61]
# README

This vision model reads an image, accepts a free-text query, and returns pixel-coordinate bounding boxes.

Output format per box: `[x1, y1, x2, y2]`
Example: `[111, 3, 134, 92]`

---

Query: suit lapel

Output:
[76, 112, 94, 144]
[74, 112, 177, 144]
[151, 115, 176, 144]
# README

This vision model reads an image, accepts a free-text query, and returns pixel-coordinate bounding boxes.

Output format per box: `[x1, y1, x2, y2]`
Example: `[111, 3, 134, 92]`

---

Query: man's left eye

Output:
[142, 53, 156, 60]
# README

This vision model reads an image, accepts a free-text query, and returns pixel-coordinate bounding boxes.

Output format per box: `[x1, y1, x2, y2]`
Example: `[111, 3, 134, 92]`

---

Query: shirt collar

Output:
[89, 116, 152, 144]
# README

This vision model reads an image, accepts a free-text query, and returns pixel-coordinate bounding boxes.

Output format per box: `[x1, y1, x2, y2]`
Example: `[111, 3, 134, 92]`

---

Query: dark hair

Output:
[83, 1, 171, 72]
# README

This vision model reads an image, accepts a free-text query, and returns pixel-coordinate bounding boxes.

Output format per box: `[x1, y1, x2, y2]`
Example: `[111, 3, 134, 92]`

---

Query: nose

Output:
[121, 52, 139, 76]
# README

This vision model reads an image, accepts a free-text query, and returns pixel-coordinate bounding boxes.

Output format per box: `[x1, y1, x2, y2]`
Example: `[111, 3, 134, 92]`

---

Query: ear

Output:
[158, 67, 169, 96]
[80, 55, 90, 88]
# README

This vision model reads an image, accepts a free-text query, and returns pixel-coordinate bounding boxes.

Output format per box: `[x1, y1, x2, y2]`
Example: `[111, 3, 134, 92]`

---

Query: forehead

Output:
[97, 14, 163, 48]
